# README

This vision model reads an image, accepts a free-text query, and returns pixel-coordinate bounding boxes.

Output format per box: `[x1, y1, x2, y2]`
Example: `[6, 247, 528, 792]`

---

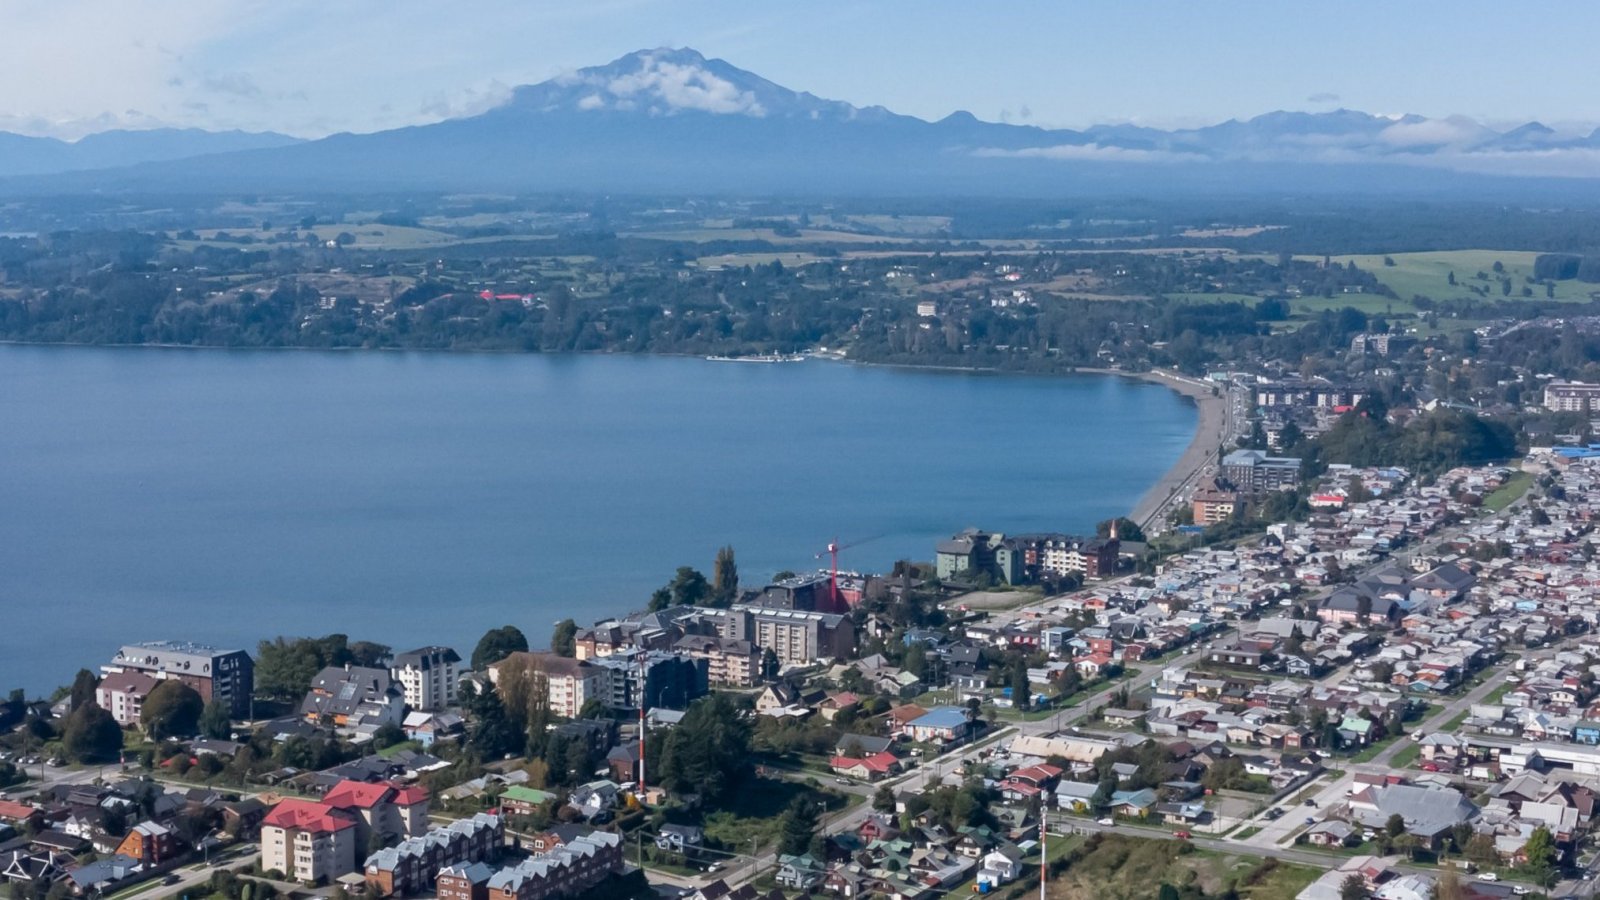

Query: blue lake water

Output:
[0, 346, 1195, 694]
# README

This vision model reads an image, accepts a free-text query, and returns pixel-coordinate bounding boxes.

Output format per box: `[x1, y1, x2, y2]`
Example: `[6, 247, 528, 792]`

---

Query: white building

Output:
[391, 646, 461, 712]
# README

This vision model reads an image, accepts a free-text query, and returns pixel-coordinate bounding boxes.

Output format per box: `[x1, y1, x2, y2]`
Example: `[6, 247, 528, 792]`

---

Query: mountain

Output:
[0, 127, 302, 176]
[6, 49, 1600, 197]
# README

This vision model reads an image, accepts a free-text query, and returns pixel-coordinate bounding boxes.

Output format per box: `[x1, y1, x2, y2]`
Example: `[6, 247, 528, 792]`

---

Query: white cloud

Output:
[596, 53, 765, 116]
[973, 143, 1207, 163]
[1377, 115, 1491, 148]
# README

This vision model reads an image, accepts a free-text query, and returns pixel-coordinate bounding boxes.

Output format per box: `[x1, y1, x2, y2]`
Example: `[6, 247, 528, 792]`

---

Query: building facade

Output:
[1221, 450, 1302, 495]
[1545, 381, 1600, 412]
[391, 647, 461, 712]
[103, 641, 254, 718]
[261, 799, 361, 885]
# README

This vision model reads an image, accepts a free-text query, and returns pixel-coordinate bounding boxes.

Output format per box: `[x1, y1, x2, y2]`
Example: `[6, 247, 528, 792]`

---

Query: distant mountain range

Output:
[4, 48, 1599, 196]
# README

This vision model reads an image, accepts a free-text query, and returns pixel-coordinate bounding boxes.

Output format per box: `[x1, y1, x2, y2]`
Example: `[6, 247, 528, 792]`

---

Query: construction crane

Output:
[815, 535, 880, 611]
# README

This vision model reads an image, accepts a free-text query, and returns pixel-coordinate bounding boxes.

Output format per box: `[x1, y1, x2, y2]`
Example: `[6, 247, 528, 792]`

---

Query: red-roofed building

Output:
[829, 752, 900, 781]
[323, 780, 430, 848]
[0, 800, 41, 828]
[262, 799, 360, 885]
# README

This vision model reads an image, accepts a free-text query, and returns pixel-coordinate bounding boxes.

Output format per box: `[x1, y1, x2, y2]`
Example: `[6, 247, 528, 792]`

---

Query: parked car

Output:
[1096, 818, 1114, 827]
[1304, 817, 1315, 826]
[1477, 873, 1499, 882]
[1172, 831, 1191, 840]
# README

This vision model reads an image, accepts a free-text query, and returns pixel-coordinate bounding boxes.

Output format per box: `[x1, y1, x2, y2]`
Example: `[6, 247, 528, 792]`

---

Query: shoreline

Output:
[1073, 368, 1230, 530]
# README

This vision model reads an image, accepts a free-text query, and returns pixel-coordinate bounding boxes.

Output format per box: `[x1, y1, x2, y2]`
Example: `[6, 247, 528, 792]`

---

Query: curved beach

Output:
[1123, 371, 1231, 529]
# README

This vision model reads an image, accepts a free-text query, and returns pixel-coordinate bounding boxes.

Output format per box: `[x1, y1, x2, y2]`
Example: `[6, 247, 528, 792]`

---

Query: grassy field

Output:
[1483, 471, 1534, 512]
[1045, 835, 1320, 900]
[1318, 250, 1600, 306]
[1389, 743, 1422, 768]
[701, 778, 848, 851]
[1441, 710, 1470, 731]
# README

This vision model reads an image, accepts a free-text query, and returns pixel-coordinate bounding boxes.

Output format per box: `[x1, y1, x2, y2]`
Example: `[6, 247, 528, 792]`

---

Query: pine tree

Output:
[712, 546, 739, 607]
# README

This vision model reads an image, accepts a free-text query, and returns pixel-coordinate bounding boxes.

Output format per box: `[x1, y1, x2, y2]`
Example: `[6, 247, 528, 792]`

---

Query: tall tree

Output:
[1338, 873, 1369, 900]
[659, 693, 751, 803]
[711, 546, 739, 607]
[777, 796, 819, 856]
[62, 703, 122, 763]
[1010, 656, 1031, 712]
[142, 681, 204, 740]
[550, 620, 578, 658]
[472, 626, 529, 670]
[1522, 825, 1557, 887]
[69, 670, 99, 712]
[198, 700, 233, 740]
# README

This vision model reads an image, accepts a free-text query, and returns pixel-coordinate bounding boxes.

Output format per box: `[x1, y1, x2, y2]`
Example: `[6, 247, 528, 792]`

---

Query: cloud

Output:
[417, 80, 513, 120]
[973, 143, 1207, 163]
[1377, 115, 1491, 148]
[597, 53, 766, 115]
[1307, 92, 1341, 105]
[200, 72, 263, 99]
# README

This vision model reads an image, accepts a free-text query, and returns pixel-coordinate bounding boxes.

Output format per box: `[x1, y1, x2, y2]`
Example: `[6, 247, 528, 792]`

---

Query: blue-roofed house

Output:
[1109, 789, 1157, 818]
[905, 707, 975, 746]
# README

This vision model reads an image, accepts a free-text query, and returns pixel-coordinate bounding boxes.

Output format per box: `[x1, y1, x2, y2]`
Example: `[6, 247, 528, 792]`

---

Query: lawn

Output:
[1441, 710, 1469, 731]
[1044, 835, 1320, 900]
[701, 777, 849, 852]
[1389, 743, 1421, 768]
[1483, 471, 1534, 512]
[1483, 681, 1517, 705]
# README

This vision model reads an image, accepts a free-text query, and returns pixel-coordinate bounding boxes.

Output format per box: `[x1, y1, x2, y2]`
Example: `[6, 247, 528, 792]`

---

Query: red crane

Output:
[815, 535, 880, 611]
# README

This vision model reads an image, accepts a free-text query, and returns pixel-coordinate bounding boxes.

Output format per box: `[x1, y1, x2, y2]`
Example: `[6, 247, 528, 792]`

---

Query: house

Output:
[775, 854, 825, 890]
[904, 707, 975, 746]
[568, 781, 621, 821]
[976, 845, 1024, 888]
[497, 786, 557, 817]
[1102, 709, 1147, 729]
[222, 799, 267, 839]
[818, 692, 861, 722]
[65, 854, 139, 896]
[437, 862, 495, 900]
[1109, 789, 1156, 818]
[1304, 820, 1354, 847]
[834, 734, 894, 757]
[830, 753, 900, 781]
[1054, 782, 1098, 813]
[115, 821, 177, 866]
[301, 665, 405, 730]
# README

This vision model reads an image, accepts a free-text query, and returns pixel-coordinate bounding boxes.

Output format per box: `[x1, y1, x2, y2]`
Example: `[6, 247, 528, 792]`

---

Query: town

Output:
[6, 424, 1600, 900]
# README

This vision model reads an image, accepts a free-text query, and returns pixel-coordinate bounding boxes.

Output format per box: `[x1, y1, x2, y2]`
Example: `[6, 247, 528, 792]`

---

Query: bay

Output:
[0, 346, 1195, 695]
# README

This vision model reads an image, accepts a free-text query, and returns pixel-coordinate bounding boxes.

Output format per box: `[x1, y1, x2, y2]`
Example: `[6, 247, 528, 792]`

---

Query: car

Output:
[162, 875, 181, 886]
[1172, 831, 1191, 840]
[834, 777, 851, 785]
[1512, 887, 1530, 895]
[1304, 799, 1317, 807]
[1477, 873, 1499, 882]
[1096, 818, 1114, 827]
[1304, 817, 1315, 826]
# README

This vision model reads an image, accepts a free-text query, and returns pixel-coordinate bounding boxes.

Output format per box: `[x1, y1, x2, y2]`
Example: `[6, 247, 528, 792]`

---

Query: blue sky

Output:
[6, 0, 1600, 138]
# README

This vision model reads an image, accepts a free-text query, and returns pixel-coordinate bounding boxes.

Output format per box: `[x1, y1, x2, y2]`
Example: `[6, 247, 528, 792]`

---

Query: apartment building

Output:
[1544, 380, 1600, 412]
[589, 653, 707, 711]
[103, 640, 254, 717]
[671, 635, 761, 687]
[391, 646, 461, 712]
[1221, 450, 1303, 495]
[487, 653, 608, 719]
[718, 606, 856, 666]
[364, 813, 502, 897]
[480, 832, 623, 900]
[261, 799, 361, 885]
[95, 671, 159, 727]
[322, 779, 430, 848]
[1192, 488, 1239, 525]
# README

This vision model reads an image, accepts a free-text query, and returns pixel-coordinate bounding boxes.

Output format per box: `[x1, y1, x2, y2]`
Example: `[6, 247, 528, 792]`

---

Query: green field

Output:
[1045, 835, 1320, 900]
[1318, 250, 1600, 306]
[1484, 471, 1534, 512]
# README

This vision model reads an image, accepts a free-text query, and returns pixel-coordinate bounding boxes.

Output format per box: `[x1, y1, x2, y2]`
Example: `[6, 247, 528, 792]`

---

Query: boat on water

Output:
[704, 353, 807, 363]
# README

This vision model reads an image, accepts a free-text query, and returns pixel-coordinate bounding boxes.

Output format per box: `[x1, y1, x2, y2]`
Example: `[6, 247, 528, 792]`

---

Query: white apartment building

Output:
[391, 646, 461, 712]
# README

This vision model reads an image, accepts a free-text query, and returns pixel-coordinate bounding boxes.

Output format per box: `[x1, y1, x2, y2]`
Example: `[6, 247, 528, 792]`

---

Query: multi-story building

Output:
[671, 635, 760, 687]
[1349, 333, 1417, 357]
[103, 641, 254, 718]
[716, 606, 856, 666]
[322, 779, 430, 849]
[741, 573, 832, 611]
[1221, 450, 1302, 495]
[95, 671, 159, 727]
[391, 647, 461, 712]
[1544, 381, 1600, 412]
[479, 832, 623, 900]
[261, 799, 361, 885]
[1254, 380, 1367, 410]
[487, 653, 608, 719]
[437, 862, 495, 900]
[364, 813, 502, 897]
[115, 821, 177, 865]
[935, 529, 1005, 582]
[590, 652, 707, 711]
[1191, 487, 1239, 525]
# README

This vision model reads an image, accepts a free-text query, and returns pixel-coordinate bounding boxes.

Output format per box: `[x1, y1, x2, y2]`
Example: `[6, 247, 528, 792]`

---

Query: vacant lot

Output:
[1046, 836, 1320, 900]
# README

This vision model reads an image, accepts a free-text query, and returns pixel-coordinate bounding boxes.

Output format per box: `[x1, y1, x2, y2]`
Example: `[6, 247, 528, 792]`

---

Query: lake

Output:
[0, 346, 1196, 694]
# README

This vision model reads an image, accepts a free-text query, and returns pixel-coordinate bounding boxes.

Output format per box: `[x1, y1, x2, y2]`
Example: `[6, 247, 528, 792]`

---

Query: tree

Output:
[761, 648, 782, 682]
[778, 796, 819, 856]
[1433, 866, 1466, 900]
[1385, 813, 1406, 838]
[69, 670, 99, 713]
[1157, 886, 1181, 900]
[1010, 657, 1032, 712]
[141, 680, 203, 740]
[1521, 825, 1557, 887]
[873, 785, 896, 814]
[198, 701, 233, 740]
[651, 567, 710, 609]
[902, 643, 928, 681]
[550, 620, 578, 658]
[472, 626, 529, 670]
[658, 693, 751, 803]
[348, 642, 391, 668]
[1096, 517, 1145, 543]
[711, 546, 739, 607]
[62, 703, 122, 763]
[1339, 873, 1370, 899]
